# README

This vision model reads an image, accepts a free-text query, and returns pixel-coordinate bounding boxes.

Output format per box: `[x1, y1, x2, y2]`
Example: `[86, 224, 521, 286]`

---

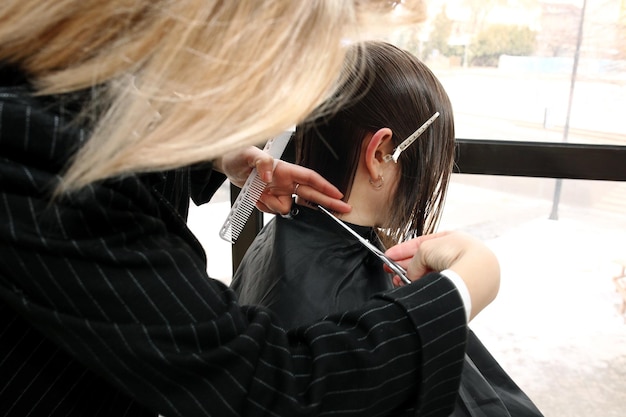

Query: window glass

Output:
[439, 175, 626, 417]
[386, 1, 626, 415]
[191, 1, 625, 415]
[187, 181, 233, 283]
[389, 0, 625, 145]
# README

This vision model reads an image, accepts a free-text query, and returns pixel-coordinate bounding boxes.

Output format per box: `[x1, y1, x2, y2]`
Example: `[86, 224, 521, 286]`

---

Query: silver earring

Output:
[369, 175, 384, 190]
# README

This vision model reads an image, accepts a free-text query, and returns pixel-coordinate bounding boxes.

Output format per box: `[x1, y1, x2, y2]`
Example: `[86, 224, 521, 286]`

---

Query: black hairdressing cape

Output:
[231, 204, 543, 417]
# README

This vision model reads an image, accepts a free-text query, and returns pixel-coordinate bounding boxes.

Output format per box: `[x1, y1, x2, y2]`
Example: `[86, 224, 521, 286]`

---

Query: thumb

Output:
[405, 250, 435, 281]
[385, 231, 452, 264]
[255, 155, 276, 183]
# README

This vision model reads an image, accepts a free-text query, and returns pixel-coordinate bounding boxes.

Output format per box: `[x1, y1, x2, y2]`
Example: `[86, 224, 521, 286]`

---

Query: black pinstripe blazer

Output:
[0, 68, 467, 417]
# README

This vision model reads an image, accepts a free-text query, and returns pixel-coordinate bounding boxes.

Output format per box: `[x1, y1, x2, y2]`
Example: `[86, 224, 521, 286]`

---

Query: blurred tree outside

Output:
[422, 0, 538, 67]
[424, 6, 454, 58]
[470, 24, 537, 66]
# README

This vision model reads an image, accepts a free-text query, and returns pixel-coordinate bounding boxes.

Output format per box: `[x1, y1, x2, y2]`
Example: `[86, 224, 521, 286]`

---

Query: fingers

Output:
[419, 233, 500, 320]
[256, 192, 294, 215]
[405, 254, 436, 283]
[282, 163, 344, 199]
[217, 146, 275, 187]
[391, 231, 500, 320]
[385, 231, 456, 285]
[258, 186, 351, 216]
[255, 199, 273, 215]
[293, 183, 352, 214]
[254, 153, 276, 183]
[392, 275, 405, 288]
[263, 161, 352, 214]
[385, 231, 451, 263]
[403, 231, 470, 279]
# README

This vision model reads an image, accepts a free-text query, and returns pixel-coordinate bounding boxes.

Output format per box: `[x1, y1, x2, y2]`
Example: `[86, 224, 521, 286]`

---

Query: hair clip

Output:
[383, 112, 440, 163]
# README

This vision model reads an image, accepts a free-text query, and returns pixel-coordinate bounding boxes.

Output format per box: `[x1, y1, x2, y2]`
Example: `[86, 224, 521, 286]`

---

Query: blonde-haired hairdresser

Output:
[1, 0, 423, 193]
[0, 1, 500, 416]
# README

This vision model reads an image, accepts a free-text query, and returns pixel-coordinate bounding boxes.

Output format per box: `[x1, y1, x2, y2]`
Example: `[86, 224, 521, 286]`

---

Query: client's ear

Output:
[364, 127, 393, 180]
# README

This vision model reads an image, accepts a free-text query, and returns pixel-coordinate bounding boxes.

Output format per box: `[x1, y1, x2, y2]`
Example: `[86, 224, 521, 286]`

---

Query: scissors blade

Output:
[317, 205, 377, 249]
[317, 205, 410, 284]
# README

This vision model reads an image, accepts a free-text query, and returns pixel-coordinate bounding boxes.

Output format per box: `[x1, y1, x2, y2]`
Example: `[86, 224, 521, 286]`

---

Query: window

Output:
[189, 1, 626, 415]
[389, 1, 626, 415]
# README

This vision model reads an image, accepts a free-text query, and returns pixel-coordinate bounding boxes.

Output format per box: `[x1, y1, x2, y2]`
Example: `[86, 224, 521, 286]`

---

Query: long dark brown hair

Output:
[295, 41, 455, 245]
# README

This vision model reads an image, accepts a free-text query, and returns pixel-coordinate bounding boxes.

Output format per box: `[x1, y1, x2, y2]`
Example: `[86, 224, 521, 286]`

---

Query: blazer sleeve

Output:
[0, 94, 467, 417]
[189, 161, 227, 206]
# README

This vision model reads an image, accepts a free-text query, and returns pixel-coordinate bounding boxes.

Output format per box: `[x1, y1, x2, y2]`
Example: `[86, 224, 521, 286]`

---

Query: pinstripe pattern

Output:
[0, 74, 467, 416]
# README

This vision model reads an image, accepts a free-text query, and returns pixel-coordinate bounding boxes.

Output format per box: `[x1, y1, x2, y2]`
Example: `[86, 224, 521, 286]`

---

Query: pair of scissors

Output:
[317, 205, 411, 285]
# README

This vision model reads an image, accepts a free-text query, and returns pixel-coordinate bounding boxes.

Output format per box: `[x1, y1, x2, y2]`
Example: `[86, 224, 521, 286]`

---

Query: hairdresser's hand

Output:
[385, 231, 500, 321]
[215, 146, 351, 215]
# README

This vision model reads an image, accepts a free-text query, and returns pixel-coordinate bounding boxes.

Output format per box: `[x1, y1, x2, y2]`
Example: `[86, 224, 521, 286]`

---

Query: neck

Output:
[294, 193, 377, 227]
[341, 160, 398, 227]
[339, 182, 381, 227]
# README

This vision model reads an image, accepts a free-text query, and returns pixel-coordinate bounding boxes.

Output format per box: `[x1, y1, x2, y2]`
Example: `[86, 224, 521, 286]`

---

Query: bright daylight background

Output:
[188, 1, 626, 416]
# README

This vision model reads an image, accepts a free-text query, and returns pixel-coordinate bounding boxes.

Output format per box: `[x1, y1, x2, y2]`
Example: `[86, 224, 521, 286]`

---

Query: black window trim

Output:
[230, 140, 626, 271]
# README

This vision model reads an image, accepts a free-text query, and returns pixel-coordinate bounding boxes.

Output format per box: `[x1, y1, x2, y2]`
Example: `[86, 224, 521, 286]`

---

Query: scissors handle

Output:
[381, 255, 411, 285]
[391, 266, 411, 285]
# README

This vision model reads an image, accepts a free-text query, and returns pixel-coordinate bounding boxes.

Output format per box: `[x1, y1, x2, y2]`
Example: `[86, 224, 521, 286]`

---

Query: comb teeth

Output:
[218, 130, 293, 244]
[219, 171, 266, 243]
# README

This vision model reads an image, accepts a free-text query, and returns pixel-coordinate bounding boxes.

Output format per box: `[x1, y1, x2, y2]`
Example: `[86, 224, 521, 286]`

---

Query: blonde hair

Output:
[0, 0, 426, 192]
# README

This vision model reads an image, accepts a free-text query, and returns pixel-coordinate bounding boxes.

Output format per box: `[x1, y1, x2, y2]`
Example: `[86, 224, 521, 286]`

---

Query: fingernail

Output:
[262, 171, 272, 182]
